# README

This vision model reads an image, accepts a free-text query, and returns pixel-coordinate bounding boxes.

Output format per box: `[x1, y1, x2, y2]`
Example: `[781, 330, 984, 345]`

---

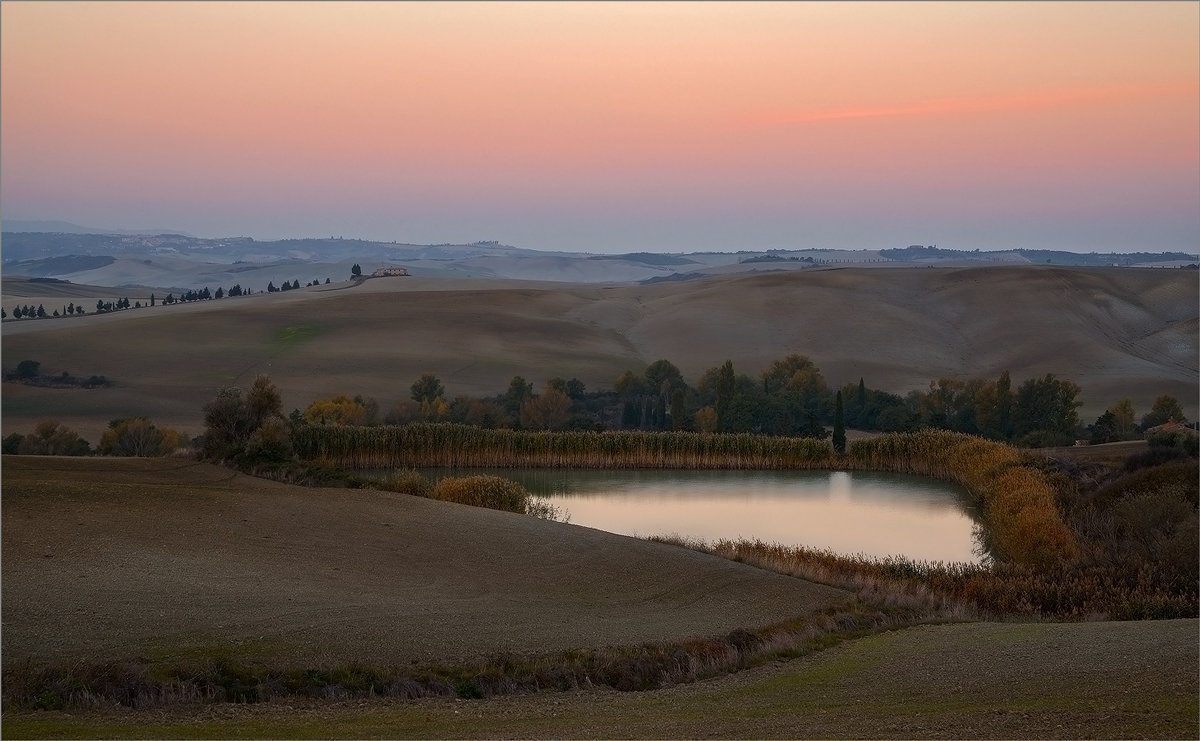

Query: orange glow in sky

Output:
[2, 1, 1197, 252]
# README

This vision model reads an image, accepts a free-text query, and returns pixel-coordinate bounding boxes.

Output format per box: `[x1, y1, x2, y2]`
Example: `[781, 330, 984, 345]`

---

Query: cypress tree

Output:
[833, 390, 846, 455]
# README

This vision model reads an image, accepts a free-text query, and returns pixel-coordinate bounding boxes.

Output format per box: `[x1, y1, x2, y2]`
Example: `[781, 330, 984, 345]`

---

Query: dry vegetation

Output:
[294, 423, 833, 469]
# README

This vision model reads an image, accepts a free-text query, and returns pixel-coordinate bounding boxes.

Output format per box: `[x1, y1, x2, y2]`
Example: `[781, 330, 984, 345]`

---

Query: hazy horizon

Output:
[3, 2, 1197, 255]
[2, 218, 1198, 258]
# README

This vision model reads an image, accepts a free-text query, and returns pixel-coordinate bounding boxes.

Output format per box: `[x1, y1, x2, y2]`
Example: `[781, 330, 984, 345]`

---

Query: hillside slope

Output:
[1, 265, 1195, 441]
[1, 456, 851, 667]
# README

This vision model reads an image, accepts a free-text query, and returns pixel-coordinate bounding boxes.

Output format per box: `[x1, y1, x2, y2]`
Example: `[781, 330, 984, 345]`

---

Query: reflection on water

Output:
[423, 468, 983, 564]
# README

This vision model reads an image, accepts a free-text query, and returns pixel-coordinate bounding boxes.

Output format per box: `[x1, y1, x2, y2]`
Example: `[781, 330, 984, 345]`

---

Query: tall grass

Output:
[293, 423, 834, 470]
[666, 537, 1193, 621]
[846, 430, 1077, 569]
[297, 425, 1076, 569]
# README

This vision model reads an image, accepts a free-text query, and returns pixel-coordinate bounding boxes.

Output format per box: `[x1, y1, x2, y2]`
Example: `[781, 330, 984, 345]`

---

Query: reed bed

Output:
[296, 426, 1075, 568]
[293, 423, 835, 470]
[668, 537, 1194, 620]
[846, 431, 1077, 568]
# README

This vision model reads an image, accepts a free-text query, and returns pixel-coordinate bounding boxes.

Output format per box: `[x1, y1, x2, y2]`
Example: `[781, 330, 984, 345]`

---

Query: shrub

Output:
[16, 421, 90, 456]
[243, 417, 294, 465]
[1146, 429, 1199, 458]
[2, 433, 25, 454]
[432, 475, 529, 513]
[14, 359, 40, 380]
[98, 418, 183, 457]
[377, 468, 433, 497]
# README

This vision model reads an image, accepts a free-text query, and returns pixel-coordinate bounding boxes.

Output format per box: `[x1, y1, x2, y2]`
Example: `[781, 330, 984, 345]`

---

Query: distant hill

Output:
[880, 244, 1198, 267]
[2, 265, 1195, 443]
[2, 230, 1197, 286]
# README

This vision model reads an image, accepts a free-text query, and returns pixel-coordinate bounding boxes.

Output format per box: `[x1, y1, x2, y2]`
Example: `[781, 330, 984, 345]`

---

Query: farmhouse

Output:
[371, 266, 409, 277]
[1144, 418, 1194, 437]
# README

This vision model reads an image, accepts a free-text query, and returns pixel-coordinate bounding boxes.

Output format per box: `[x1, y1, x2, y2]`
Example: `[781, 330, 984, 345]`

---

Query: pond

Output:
[419, 468, 983, 564]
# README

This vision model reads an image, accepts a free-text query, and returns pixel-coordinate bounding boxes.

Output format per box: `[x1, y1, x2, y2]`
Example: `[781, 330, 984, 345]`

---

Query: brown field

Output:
[2, 265, 1196, 442]
[0, 456, 852, 668]
[3, 456, 1196, 739]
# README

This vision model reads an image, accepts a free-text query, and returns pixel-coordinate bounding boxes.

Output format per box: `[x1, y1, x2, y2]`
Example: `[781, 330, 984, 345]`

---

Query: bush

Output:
[14, 359, 40, 380]
[243, 417, 294, 465]
[1146, 429, 1199, 458]
[377, 468, 433, 497]
[16, 421, 90, 456]
[98, 418, 183, 457]
[2, 433, 25, 454]
[432, 475, 529, 513]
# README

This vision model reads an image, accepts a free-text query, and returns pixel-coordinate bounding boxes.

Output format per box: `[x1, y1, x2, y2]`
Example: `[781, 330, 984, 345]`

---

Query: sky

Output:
[2, 1, 1197, 254]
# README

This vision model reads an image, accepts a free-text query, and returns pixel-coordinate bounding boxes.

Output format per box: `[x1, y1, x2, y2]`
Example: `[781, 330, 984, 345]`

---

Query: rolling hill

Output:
[2, 264, 1196, 443]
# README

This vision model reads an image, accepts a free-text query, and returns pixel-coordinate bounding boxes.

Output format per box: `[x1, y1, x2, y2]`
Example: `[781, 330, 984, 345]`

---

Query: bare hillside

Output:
[1, 457, 851, 667]
[1, 266, 1195, 441]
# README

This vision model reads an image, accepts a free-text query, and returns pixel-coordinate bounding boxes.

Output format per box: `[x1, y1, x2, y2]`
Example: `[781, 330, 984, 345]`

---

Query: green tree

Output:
[244, 417, 294, 463]
[202, 387, 256, 459]
[670, 388, 689, 430]
[716, 360, 736, 429]
[15, 359, 40, 380]
[410, 373, 445, 404]
[760, 355, 829, 436]
[917, 378, 977, 432]
[3, 433, 25, 454]
[645, 359, 684, 397]
[832, 390, 846, 454]
[504, 376, 534, 418]
[247, 374, 284, 427]
[1141, 394, 1188, 429]
[520, 384, 571, 430]
[1012, 374, 1081, 446]
[1088, 410, 1118, 445]
[448, 396, 511, 429]
[1109, 398, 1137, 439]
[975, 371, 1014, 440]
[614, 370, 647, 398]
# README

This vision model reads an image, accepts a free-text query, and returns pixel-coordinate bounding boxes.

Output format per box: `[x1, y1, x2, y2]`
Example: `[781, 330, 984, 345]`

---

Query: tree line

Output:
[283, 355, 1191, 450]
[3, 276, 335, 321]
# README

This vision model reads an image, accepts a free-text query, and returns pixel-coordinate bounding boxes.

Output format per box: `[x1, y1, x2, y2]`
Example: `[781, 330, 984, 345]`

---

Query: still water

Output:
[433, 468, 982, 564]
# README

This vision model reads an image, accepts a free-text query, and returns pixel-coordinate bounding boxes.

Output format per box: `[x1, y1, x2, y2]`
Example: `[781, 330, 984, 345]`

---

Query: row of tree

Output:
[1, 417, 181, 457]
[4, 276, 334, 321]
[267, 279, 331, 293]
[281, 356, 1190, 449]
[4, 303, 93, 319]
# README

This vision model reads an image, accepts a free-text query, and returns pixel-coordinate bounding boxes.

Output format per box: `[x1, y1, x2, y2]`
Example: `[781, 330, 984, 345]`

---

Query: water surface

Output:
[434, 468, 982, 564]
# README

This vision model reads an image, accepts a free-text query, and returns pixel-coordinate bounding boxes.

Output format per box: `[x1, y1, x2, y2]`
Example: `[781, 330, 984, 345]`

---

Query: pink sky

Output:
[2, 1, 1197, 252]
